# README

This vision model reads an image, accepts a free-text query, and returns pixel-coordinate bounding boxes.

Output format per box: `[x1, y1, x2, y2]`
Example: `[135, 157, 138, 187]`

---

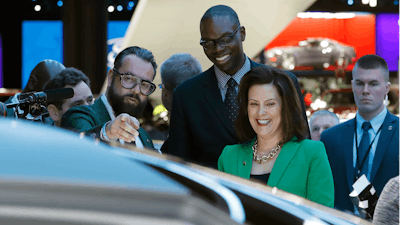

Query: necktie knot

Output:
[362, 122, 371, 132]
[227, 78, 237, 88]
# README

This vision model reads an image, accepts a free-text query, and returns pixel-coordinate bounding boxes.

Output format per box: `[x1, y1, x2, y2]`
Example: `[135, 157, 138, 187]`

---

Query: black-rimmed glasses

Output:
[200, 26, 241, 50]
[113, 68, 156, 96]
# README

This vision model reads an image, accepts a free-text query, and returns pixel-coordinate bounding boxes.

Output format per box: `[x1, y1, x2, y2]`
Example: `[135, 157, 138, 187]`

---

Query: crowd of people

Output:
[1, 4, 398, 224]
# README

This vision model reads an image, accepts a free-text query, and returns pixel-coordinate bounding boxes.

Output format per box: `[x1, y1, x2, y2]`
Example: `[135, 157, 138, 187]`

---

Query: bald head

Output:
[23, 59, 66, 93]
[200, 5, 240, 27]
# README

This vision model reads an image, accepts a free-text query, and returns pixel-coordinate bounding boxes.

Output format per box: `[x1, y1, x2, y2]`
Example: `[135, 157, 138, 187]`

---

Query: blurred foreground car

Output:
[0, 118, 371, 225]
[264, 38, 356, 72]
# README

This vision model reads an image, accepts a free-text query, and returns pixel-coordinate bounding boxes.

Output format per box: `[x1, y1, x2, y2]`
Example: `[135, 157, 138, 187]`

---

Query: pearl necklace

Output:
[252, 138, 282, 164]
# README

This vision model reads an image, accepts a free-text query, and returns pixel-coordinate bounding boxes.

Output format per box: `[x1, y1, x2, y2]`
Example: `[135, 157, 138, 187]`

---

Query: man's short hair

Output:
[309, 110, 340, 127]
[200, 5, 240, 27]
[353, 54, 389, 81]
[114, 46, 157, 79]
[160, 53, 202, 90]
[44, 67, 90, 109]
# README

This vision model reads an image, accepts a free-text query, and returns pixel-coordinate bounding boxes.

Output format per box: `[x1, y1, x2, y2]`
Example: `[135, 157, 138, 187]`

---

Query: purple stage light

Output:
[376, 13, 399, 72]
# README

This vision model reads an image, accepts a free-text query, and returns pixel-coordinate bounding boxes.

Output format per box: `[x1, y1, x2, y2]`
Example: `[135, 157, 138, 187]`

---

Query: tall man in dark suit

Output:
[321, 55, 399, 215]
[162, 5, 309, 168]
[61, 46, 157, 149]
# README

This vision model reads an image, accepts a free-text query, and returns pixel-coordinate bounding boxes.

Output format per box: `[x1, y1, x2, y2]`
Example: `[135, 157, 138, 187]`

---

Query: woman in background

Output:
[218, 65, 334, 207]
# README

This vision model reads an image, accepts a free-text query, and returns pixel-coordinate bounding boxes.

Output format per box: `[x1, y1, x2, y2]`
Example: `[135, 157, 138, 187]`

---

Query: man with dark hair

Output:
[61, 46, 157, 149]
[44, 67, 94, 127]
[321, 54, 399, 216]
[162, 5, 309, 168]
[160, 53, 202, 112]
[5, 59, 65, 118]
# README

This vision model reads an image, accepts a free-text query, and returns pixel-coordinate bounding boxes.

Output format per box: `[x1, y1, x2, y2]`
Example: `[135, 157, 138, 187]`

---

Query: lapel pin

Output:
[243, 161, 246, 166]
[388, 126, 392, 131]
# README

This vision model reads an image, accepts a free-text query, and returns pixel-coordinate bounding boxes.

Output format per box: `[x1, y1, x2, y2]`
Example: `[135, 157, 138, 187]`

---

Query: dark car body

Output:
[264, 38, 356, 71]
[0, 118, 372, 225]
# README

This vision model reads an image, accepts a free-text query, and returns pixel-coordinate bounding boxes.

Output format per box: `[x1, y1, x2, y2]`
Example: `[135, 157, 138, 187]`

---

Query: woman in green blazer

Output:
[218, 66, 334, 207]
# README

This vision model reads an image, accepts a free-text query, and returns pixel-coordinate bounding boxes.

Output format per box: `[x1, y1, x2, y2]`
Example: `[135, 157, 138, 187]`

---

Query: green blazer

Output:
[60, 97, 154, 149]
[218, 137, 334, 207]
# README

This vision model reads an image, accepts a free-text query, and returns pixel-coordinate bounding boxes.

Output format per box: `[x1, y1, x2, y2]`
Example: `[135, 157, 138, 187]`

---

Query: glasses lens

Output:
[121, 75, 139, 89]
[141, 81, 155, 95]
[218, 36, 233, 46]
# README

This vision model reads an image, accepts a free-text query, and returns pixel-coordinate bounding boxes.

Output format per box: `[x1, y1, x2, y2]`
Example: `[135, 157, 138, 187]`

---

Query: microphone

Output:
[44, 87, 74, 103]
[0, 101, 6, 117]
[7, 88, 75, 108]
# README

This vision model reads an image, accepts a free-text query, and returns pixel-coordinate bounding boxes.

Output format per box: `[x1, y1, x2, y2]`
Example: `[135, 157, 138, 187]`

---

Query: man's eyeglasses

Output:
[199, 26, 241, 50]
[113, 68, 156, 96]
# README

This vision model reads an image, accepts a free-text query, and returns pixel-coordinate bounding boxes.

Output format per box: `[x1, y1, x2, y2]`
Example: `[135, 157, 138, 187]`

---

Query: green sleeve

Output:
[61, 107, 99, 133]
[306, 141, 335, 208]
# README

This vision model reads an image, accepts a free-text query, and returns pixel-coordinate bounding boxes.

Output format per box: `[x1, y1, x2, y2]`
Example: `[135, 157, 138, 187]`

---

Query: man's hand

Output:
[105, 113, 140, 142]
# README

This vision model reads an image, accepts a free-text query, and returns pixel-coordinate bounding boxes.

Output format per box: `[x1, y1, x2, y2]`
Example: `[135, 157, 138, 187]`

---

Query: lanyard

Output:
[354, 120, 383, 181]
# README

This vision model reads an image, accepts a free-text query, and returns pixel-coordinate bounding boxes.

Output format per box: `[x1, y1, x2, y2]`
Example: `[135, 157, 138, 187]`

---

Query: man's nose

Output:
[130, 83, 141, 94]
[215, 41, 225, 52]
[362, 84, 370, 93]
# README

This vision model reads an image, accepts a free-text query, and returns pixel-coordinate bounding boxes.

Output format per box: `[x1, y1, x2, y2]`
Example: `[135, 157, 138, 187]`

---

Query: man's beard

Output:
[107, 80, 147, 118]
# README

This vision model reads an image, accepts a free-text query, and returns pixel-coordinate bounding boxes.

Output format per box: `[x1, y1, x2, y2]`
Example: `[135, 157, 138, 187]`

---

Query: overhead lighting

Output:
[57, 0, 63, 7]
[117, 5, 123, 11]
[108, 5, 115, 12]
[347, 0, 354, 5]
[297, 12, 355, 19]
[369, 0, 377, 7]
[362, 0, 369, 4]
[34, 5, 41, 11]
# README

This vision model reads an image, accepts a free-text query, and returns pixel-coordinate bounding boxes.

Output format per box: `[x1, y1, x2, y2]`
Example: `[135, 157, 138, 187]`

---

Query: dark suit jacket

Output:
[61, 97, 154, 149]
[320, 112, 399, 212]
[162, 60, 309, 168]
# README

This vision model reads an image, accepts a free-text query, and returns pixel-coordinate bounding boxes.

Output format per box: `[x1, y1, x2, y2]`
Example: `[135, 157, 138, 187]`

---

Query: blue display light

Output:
[117, 5, 123, 11]
[394, 0, 399, 5]
[347, 0, 354, 5]
[57, 0, 63, 7]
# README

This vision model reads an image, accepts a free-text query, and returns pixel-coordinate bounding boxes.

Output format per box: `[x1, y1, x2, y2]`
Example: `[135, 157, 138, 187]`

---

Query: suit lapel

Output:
[370, 113, 397, 182]
[343, 119, 356, 191]
[201, 67, 236, 136]
[237, 140, 254, 179]
[268, 139, 299, 187]
[138, 127, 153, 148]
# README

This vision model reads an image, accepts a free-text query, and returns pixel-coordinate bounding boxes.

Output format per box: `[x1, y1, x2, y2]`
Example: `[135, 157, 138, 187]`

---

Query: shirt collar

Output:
[214, 55, 251, 88]
[100, 94, 116, 120]
[356, 107, 387, 133]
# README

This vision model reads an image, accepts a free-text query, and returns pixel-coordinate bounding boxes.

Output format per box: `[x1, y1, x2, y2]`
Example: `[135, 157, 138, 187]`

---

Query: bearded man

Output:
[61, 46, 157, 149]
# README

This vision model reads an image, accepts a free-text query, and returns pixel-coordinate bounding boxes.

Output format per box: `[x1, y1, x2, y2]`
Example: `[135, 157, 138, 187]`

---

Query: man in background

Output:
[159, 53, 202, 112]
[44, 67, 93, 127]
[309, 110, 340, 141]
[321, 55, 399, 216]
[5, 59, 65, 119]
[159, 53, 202, 153]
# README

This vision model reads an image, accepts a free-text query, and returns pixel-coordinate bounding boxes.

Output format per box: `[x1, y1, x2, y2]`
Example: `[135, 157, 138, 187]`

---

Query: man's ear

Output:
[107, 69, 114, 88]
[386, 82, 391, 95]
[47, 104, 60, 122]
[240, 26, 246, 42]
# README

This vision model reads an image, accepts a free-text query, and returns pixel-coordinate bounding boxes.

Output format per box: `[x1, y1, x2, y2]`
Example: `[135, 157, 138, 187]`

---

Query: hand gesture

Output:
[105, 113, 140, 143]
